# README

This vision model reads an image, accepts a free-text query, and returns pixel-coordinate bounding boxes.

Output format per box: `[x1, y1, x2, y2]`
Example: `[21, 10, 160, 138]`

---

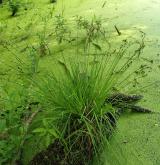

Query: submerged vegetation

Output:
[0, 0, 160, 165]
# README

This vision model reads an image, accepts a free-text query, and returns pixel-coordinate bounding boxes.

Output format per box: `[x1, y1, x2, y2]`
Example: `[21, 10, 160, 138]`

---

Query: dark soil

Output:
[30, 140, 66, 165]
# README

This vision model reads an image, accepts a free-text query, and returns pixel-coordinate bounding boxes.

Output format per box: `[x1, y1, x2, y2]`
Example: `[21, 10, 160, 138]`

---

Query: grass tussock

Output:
[29, 38, 145, 164]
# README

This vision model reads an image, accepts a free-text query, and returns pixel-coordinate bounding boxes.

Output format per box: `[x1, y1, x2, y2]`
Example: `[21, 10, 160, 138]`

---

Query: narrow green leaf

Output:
[32, 128, 46, 133]
[48, 129, 59, 138]
[46, 134, 51, 147]
[92, 42, 102, 51]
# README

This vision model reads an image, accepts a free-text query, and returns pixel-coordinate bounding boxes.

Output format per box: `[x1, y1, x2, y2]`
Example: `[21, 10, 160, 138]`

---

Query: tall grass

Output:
[30, 37, 145, 164]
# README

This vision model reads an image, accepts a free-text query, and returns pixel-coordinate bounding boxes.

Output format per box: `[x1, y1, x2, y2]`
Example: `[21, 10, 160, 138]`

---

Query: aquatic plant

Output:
[0, 81, 38, 164]
[75, 16, 106, 49]
[37, 33, 50, 57]
[28, 36, 147, 164]
[30, 60, 117, 164]
[0, 45, 42, 164]
[54, 14, 71, 44]
[8, 0, 20, 16]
